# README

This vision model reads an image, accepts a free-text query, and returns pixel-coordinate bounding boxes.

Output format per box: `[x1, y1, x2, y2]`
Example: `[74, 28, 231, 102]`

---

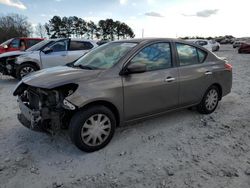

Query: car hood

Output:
[0, 51, 27, 58]
[21, 66, 102, 89]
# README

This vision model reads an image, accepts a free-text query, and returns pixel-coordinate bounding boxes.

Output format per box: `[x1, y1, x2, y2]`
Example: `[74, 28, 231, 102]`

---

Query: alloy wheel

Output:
[20, 66, 35, 78]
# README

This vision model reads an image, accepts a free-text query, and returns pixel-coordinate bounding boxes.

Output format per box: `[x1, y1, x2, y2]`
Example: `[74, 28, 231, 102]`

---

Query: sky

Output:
[0, 0, 249, 38]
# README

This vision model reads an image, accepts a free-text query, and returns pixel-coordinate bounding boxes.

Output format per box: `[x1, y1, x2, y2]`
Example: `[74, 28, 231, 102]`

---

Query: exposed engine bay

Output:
[15, 83, 78, 134]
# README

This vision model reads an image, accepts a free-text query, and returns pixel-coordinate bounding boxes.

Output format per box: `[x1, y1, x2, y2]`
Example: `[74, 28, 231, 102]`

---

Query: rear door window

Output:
[69, 41, 94, 51]
[176, 43, 207, 66]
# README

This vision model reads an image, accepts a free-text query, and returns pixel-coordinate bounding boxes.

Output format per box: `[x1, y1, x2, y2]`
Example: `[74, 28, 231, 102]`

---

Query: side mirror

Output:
[3, 44, 8, 49]
[43, 47, 53, 54]
[121, 62, 146, 75]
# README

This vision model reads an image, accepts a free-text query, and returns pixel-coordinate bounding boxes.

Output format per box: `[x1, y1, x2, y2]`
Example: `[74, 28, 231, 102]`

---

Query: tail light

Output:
[225, 63, 232, 71]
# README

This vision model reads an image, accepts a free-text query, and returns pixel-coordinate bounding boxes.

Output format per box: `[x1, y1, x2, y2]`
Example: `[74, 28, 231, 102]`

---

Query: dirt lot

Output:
[0, 45, 250, 188]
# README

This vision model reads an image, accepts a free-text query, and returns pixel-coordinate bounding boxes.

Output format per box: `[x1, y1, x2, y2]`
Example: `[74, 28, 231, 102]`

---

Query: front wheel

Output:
[69, 105, 116, 152]
[197, 86, 220, 114]
[16, 63, 38, 80]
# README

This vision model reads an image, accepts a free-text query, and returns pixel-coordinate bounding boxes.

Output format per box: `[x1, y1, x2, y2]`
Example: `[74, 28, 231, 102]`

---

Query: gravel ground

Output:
[0, 45, 250, 188]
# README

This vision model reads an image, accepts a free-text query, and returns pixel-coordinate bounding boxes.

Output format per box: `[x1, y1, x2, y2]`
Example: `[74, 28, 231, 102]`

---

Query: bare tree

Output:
[35, 23, 47, 38]
[0, 14, 32, 43]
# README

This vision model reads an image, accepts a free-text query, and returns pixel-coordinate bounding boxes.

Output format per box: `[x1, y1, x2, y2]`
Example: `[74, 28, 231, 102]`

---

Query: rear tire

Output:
[16, 63, 38, 80]
[69, 105, 116, 152]
[197, 86, 220, 114]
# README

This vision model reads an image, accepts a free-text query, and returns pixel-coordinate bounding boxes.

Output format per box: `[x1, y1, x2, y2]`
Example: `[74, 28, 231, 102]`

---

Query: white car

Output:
[186, 39, 219, 52]
[3, 38, 98, 79]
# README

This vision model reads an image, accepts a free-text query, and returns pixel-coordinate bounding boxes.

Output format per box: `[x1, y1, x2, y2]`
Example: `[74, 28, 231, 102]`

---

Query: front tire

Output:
[197, 86, 220, 114]
[69, 105, 116, 152]
[16, 63, 38, 80]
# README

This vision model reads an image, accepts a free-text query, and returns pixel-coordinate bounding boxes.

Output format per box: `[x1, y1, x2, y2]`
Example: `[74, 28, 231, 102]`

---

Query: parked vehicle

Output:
[233, 41, 245, 48]
[210, 40, 220, 51]
[14, 38, 232, 152]
[0, 39, 55, 78]
[238, 43, 250, 53]
[0, 37, 44, 54]
[0, 38, 98, 79]
[186, 39, 217, 51]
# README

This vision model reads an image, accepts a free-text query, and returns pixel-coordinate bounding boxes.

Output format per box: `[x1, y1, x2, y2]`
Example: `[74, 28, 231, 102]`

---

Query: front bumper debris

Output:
[17, 99, 44, 132]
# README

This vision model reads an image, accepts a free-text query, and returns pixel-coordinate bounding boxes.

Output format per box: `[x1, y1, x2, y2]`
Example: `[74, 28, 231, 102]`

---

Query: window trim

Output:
[175, 42, 208, 67]
[123, 41, 174, 73]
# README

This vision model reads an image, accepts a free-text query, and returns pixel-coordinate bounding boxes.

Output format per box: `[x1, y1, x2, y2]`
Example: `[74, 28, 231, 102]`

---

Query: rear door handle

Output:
[165, 77, 175, 82]
[205, 71, 213, 75]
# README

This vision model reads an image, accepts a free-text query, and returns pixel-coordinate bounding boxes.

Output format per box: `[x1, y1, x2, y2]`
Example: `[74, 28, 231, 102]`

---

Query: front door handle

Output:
[165, 77, 175, 82]
[205, 71, 213, 75]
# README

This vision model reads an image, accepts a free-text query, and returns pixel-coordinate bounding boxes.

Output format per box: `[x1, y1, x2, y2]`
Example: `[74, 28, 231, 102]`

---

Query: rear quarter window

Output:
[197, 48, 207, 63]
[69, 41, 94, 51]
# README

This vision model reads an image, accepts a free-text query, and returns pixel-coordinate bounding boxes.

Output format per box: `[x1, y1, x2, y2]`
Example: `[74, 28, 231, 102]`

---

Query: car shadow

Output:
[11, 108, 201, 157]
[0, 74, 18, 85]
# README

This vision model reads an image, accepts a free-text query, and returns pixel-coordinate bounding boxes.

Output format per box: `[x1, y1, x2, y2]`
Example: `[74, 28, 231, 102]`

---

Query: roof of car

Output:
[43, 38, 97, 44]
[186, 39, 209, 42]
[111, 38, 189, 44]
[16, 37, 44, 40]
[114, 38, 170, 42]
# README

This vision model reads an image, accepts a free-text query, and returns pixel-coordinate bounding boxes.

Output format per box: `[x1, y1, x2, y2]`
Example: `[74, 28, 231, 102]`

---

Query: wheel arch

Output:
[19, 61, 40, 70]
[209, 83, 222, 100]
[77, 100, 121, 127]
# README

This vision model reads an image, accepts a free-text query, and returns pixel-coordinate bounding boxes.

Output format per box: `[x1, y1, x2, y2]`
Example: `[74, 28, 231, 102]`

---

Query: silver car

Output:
[4, 38, 97, 79]
[13, 38, 232, 152]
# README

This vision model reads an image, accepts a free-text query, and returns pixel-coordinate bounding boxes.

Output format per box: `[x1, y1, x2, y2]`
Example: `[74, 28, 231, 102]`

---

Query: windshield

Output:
[0, 39, 12, 46]
[73, 42, 137, 69]
[26, 40, 54, 52]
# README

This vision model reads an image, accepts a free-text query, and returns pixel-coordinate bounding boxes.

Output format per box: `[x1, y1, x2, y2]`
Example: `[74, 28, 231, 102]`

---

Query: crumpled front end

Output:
[14, 82, 78, 134]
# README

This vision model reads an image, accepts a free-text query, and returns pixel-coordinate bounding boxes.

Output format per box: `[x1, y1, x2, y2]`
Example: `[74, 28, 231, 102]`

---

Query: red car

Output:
[238, 43, 250, 53]
[0, 37, 44, 54]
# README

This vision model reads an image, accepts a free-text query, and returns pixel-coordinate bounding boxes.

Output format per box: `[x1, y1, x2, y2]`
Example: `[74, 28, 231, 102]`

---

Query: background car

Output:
[0, 37, 44, 54]
[233, 41, 245, 48]
[186, 39, 216, 51]
[14, 38, 232, 152]
[2, 38, 98, 79]
[210, 40, 220, 51]
[238, 43, 250, 53]
[0, 39, 55, 77]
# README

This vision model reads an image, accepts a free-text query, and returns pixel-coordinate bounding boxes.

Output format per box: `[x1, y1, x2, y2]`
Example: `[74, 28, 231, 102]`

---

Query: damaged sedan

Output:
[13, 38, 232, 152]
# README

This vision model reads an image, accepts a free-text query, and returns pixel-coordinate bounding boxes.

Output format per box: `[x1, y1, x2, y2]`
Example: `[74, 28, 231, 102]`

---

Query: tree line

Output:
[0, 14, 135, 43]
[44, 16, 135, 40]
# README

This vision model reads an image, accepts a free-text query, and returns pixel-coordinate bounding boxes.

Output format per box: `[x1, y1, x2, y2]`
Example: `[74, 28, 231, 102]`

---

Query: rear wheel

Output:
[197, 86, 219, 114]
[69, 105, 116, 152]
[16, 63, 38, 80]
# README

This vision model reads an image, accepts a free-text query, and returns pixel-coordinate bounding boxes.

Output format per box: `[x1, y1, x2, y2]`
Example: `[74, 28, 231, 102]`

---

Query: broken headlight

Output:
[54, 83, 78, 110]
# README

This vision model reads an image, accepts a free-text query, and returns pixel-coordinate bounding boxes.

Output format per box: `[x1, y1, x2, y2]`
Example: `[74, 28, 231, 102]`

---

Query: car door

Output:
[40, 39, 69, 69]
[122, 42, 179, 121]
[67, 41, 94, 62]
[176, 42, 211, 106]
